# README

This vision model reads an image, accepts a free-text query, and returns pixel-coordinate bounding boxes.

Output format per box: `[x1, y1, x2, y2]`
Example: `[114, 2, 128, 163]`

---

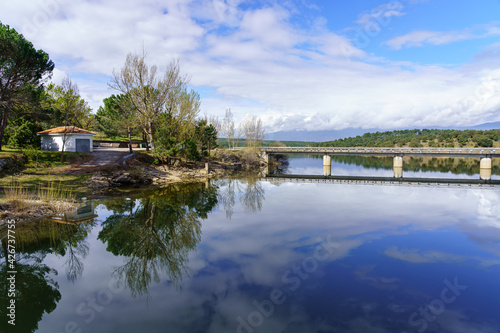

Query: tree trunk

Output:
[142, 131, 149, 151]
[0, 109, 9, 151]
[127, 126, 133, 154]
[60, 132, 67, 163]
[148, 120, 155, 151]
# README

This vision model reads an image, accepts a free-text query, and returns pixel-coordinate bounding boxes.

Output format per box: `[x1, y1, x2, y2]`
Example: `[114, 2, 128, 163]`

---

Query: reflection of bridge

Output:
[263, 174, 500, 188]
[260, 147, 499, 180]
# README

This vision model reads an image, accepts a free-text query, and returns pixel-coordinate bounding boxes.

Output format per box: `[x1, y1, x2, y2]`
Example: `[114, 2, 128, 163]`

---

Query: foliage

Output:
[109, 49, 189, 150]
[311, 128, 500, 148]
[44, 79, 94, 130]
[194, 118, 218, 157]
[3, 117, 41, 148]
[0, 23, 54, 150]
[269, 141, 286, 147]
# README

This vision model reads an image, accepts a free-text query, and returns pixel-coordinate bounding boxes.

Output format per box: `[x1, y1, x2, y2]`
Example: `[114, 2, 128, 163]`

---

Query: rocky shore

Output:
[86, 160, 245, 191]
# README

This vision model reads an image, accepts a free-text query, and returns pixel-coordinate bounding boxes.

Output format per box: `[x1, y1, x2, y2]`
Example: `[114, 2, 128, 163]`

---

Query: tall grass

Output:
[3, 181, 76, 216]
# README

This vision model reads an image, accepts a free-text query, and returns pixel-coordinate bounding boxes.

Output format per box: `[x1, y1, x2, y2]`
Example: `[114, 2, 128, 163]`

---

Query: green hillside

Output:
[311, 129, 500, 148]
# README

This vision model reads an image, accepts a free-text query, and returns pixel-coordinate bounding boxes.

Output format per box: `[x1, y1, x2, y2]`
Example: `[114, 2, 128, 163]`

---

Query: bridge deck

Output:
[259, 147, 499, 157]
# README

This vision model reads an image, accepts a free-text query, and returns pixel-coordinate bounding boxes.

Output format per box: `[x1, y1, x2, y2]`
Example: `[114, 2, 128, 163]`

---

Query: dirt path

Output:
[82, 148, 133, 167]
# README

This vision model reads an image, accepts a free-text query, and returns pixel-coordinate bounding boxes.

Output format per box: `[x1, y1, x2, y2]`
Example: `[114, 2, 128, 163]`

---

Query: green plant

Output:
[3, 180, 76, 216]
[22, 145, 42, 169]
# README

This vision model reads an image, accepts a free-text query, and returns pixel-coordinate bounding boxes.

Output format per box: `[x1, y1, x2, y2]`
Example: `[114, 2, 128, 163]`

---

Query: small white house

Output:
[37, 126, 96, 152]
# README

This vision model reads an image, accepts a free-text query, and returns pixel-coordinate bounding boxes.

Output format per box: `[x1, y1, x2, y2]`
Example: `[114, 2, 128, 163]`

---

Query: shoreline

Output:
[0, 152, 269, 223]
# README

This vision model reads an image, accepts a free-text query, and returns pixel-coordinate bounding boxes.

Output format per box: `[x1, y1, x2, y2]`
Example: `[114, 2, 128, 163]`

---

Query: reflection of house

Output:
[52, 201, 98, 224]
[37, 126, 96, 152]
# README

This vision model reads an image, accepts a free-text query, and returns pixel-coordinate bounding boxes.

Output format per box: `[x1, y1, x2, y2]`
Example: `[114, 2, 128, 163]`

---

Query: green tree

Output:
[96, 93, 138, 153]
[195, 118, 218, 157]
[0, 23, 54, 151]
[3, 116, 41, 148]
[110, 49, 188, 150]
[45, 79, 93, 130]
[45, 78, 93, 162]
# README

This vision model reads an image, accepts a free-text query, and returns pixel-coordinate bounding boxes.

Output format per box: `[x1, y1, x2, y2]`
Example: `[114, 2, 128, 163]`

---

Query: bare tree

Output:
[208, 114, 221, 135]
[222, 108, 236, 149]
[109, 48, 189, 150]
[240, 115, 265, 148]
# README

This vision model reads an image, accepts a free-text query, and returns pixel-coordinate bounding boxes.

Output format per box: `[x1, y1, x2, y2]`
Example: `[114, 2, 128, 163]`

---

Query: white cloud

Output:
[1, 1, 500, 132]
[356, 1, 405, 31]
[385, 24, 500, 50]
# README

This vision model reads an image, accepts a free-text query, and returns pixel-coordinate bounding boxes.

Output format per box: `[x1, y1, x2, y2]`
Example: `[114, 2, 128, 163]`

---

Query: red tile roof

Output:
[37, 126, 96, 135]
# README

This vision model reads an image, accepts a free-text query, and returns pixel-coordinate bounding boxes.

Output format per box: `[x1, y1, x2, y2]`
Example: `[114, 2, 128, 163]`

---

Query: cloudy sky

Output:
[1, 0, 500, 133]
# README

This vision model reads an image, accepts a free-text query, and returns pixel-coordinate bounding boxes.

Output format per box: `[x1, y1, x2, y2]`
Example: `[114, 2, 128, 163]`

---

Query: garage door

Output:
[76, 139, 90, 152]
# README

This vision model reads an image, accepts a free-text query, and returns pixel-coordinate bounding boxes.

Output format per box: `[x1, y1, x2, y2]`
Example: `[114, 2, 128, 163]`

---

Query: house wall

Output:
[40, 134, 94, 152]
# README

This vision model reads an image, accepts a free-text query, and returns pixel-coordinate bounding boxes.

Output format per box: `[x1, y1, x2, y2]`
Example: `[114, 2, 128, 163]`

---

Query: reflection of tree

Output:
[241, 177, 265, 213]
[98, 183, 218, 297]
[216, 177, 266, 217]
[269, 154, 290, 175]
[274, 155, 500, 175]
[0, 216, 94, 332]
[217, 179, 239, 219]
[0, 258, 61, 333]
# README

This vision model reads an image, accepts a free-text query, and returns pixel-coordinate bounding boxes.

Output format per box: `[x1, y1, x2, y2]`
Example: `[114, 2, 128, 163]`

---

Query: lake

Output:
[2, 156, 500, 333]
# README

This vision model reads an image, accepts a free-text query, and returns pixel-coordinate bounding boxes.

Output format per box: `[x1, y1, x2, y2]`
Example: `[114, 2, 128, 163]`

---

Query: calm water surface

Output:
[1, 157, 500, 333]
[276, 154, 500, 179]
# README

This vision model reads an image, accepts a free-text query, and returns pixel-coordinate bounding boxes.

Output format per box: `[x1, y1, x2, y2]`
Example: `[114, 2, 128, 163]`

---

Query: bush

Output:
[4, 117, 41, 148]
[477, 137, 493, 147]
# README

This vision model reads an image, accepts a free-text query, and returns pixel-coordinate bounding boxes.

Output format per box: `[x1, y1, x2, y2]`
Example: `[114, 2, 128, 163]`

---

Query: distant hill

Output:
[310, 128, 500, 148]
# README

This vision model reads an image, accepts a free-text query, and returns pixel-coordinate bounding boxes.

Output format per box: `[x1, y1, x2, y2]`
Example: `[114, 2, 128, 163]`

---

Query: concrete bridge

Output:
[262, 174, 500, 188]
[259, 147, 499, 180]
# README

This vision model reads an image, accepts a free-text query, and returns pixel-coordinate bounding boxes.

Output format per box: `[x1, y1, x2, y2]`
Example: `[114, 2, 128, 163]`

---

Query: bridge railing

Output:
[258, 147, 497, 155]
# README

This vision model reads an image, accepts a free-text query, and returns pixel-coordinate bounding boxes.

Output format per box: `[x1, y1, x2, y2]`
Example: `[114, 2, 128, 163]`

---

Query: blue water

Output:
[1, 161, 499, 333]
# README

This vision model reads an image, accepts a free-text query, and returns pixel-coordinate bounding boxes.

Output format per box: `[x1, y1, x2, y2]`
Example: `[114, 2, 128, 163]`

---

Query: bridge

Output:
[258, 147, 499, 180]
[262, 174, 500, 188]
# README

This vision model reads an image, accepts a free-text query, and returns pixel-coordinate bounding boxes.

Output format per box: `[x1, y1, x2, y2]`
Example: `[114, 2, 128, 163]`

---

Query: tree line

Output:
[0, 22, 265, 162]
[311, 128, 500, 148]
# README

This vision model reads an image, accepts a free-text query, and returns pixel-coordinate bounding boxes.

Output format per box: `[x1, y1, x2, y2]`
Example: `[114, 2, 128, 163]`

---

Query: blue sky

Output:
[1, 0, 500, 133]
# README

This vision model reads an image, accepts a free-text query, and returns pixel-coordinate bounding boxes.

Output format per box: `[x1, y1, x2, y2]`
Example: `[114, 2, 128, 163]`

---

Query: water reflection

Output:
[3, 178, 500, 333]
[98, 183, 218, 297]
[0, 209, 96, 333]
[216, 176, 265, 218]
[273, 154, 500, 178]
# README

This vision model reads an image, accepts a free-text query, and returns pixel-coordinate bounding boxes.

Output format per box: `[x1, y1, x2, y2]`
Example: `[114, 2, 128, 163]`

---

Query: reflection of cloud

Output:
[385, 246, 500, 267]
[472, 190, 500, 228]
[354, 265, 400, 290]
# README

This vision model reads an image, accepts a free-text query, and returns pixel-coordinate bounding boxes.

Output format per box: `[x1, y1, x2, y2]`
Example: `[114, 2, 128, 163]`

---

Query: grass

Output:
[1, 180, 77, 220]
[0, 149, 94, 197]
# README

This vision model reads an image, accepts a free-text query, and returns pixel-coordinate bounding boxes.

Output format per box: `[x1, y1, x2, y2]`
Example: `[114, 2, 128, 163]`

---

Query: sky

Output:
[1, 0, 500, 134]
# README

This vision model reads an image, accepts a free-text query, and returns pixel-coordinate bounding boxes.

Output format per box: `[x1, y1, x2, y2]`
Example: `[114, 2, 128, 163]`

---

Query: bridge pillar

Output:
[480, 157, 492, 180]
[393, 156, 403, 178]
[261, 152, 269, 164]
[323, 155, 331, 176]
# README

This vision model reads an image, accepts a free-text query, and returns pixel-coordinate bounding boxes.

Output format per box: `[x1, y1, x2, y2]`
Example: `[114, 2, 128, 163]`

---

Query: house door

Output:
[75, 139, 90, 152]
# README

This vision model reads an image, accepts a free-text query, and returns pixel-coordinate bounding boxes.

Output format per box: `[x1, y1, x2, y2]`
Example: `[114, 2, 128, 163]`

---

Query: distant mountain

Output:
[265, 121, 500, 142]
[265, 128, 380, 142]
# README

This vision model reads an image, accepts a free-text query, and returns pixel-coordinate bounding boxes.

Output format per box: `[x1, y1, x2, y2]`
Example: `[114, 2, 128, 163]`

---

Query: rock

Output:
[113, 174, 132, 183]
